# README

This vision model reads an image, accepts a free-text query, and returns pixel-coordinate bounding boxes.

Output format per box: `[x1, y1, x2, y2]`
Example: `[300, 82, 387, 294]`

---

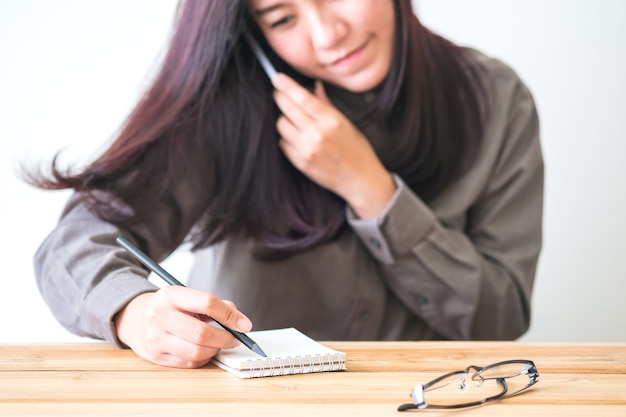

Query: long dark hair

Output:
[25, 0, 485, 255]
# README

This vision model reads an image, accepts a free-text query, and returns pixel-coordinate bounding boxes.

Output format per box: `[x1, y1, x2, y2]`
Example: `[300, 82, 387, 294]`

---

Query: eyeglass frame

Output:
[397, 359, 539, 411]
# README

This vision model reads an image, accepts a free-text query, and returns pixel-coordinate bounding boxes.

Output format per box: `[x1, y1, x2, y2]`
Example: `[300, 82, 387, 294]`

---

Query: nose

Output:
[308, 10, 348, 50]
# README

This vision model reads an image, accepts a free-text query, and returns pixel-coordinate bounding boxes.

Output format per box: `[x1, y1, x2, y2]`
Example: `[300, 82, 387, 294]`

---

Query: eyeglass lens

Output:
[478, 361, 536, 397]
[423, 373, 505, 407]
[422, 362, 534, 407]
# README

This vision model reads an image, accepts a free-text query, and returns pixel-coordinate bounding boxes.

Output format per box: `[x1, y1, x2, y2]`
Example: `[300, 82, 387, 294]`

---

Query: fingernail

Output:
[237, 317, 253, 332]
[271, 73, 286, 88]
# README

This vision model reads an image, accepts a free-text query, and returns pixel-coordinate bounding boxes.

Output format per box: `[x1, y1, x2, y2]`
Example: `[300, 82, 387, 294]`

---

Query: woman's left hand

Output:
[271, 73, 396, 219]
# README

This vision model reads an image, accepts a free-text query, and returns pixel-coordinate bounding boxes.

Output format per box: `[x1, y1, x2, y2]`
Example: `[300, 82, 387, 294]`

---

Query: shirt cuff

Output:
[347, 174, 437, 264]
[83, 272, 158, 348]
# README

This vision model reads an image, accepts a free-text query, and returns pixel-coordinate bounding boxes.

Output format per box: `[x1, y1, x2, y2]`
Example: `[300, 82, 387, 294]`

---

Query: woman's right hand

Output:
[114, 286, 253, 368]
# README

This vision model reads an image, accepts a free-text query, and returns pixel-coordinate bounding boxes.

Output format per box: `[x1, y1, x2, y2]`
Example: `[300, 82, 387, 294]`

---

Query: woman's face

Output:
[248, 0, 396, 92]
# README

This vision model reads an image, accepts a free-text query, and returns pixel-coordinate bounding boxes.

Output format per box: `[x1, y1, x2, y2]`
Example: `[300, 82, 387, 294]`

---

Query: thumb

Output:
[314, 80, 331, 104]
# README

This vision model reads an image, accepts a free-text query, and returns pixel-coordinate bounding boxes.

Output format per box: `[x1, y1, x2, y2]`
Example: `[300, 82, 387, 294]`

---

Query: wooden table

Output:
[1, 341, 625, 416]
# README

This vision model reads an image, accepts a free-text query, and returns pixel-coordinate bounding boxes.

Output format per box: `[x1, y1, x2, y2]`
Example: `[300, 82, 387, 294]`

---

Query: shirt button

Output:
[360, 309, 372, 321]
[368, 237, 382, 250]
[416, 294, 429, 305]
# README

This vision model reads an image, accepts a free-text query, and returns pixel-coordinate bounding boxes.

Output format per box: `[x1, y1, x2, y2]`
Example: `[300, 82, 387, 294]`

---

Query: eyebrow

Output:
[253, 3, 286, 17]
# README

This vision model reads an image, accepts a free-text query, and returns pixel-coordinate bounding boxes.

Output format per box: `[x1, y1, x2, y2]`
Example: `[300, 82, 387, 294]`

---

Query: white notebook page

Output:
[211, 327, 347, 378]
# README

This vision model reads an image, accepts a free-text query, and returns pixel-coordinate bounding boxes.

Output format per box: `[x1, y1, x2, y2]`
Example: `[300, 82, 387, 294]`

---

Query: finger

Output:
[159, 308, 241, 350]
[161, 333, 219, 366]
[159, 352, 211, 369]
[272, 73, 328, 120]
[273, 90, 314, 130]
[190, 304, 239, 323]
[163, 287, 253, 333]
[278, 137, 300, 165]
[276, 113, 303, 144]
[314, 80, 331, 104]
[147, 333, 219, 369]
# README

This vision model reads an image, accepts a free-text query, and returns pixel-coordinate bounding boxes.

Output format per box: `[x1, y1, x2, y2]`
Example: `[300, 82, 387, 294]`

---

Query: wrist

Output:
[346, 171, 396, 219]
[114, 292, 154, 348]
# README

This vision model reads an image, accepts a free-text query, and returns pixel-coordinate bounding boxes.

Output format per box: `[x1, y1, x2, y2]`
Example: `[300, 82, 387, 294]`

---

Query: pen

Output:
[115, 235, 267, 358]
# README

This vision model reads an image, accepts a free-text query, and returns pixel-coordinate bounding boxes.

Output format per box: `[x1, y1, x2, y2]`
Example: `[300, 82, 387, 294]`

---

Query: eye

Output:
[270, 15, 294, 29]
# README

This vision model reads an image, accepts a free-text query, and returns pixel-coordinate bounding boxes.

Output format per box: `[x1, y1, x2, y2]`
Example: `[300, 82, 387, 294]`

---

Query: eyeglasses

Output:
[398, 359, 539, 411]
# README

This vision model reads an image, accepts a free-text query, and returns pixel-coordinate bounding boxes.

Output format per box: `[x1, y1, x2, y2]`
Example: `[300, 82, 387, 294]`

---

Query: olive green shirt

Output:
[34, 51, 543, 346]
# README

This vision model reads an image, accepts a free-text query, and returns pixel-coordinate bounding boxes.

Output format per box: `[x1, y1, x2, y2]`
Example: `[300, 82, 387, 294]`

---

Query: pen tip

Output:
[252, 344, 268, 358]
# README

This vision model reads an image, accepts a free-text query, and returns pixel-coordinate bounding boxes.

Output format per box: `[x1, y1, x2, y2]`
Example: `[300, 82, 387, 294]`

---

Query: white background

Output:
[1, 0, 624, 343]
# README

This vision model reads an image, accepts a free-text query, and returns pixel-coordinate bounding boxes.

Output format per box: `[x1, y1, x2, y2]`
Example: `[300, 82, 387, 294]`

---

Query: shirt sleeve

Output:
[34, 160, 207, 347]
[347, 75, 543, 341]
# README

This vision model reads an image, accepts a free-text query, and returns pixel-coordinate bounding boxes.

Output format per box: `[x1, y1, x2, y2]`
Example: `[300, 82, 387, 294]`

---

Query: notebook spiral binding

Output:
[245, 352, 345, 378]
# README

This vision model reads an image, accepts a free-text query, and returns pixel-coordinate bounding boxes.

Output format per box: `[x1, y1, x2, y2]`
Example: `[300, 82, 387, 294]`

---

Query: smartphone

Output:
[244, 30, 277, 80]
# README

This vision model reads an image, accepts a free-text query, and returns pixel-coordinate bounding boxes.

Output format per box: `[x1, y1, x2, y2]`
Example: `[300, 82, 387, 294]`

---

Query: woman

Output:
[29, 0, 543, 368]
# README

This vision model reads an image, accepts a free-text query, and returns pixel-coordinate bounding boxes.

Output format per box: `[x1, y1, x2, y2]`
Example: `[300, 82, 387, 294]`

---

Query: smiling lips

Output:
[329, 37, 371, 67]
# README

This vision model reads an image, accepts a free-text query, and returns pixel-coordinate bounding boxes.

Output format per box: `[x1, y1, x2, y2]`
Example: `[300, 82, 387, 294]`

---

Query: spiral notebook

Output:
[210, 327, 347, 378]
